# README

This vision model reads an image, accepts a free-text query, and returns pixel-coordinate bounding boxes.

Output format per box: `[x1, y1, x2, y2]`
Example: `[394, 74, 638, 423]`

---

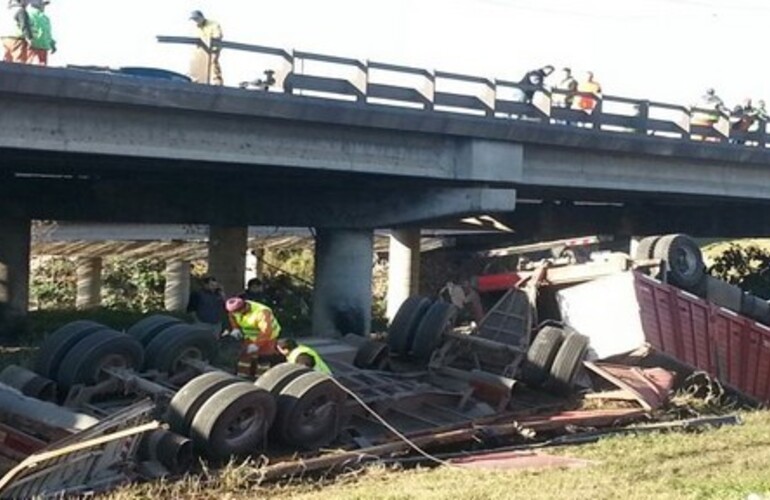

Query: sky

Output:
[44, 0, 770, 108]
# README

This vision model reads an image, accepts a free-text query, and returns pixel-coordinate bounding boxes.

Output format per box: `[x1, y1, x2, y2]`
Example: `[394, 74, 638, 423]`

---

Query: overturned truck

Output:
[0, 233, 761, 496]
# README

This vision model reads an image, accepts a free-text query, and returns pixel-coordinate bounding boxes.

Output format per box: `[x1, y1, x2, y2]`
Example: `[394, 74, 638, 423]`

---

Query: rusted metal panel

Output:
[584, 361, 674, 411]
[635, 274, 770, 403]
[451, 450, 594, 471]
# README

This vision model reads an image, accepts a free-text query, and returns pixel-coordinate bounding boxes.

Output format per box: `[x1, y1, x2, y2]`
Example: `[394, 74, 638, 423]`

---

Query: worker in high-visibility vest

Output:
[276, 338, 332, 375]
[225, 297, 281, 378]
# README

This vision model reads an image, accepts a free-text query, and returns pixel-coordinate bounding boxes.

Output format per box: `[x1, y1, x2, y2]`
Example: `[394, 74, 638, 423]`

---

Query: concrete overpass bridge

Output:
[2, 41, 770, 335]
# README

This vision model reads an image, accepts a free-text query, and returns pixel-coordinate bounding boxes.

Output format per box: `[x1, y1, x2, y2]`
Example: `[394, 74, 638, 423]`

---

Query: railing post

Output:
[592, 97, 603, 130]
[756, 119, 767, 147]
[635, 100, 650, 135]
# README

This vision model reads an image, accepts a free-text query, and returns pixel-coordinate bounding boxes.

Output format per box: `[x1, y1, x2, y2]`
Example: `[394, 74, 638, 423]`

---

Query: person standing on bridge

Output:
[25, 0, 55, 66]
[189, 10, 223, 86]
[1, 0, 33, 63]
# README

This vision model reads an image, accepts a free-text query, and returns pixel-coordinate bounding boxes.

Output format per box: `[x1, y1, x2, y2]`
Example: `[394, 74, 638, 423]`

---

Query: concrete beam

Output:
[207, 226, 247, 299]
[386, 229, 421, 321]
[0, 73, 522, 185]
[312, 229, 373, 337]
[165, 260, 191, 312]
[75, 257, 102, 310]
[522, 145, 770, 200]
[0, 217, 30, 316]
[0, 178, 518, 228]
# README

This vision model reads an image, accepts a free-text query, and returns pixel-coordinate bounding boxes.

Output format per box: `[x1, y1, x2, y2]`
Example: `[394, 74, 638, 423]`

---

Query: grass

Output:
[102, 410, 770, 500]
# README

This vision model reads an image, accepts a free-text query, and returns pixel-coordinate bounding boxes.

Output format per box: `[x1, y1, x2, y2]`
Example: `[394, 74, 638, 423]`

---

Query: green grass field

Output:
[105, 410, 770, 500]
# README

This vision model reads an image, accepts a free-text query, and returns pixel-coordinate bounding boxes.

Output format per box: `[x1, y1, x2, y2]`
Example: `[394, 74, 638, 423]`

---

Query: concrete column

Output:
[208, 226, 247, 299]
[0, 217, 31, 316]
[75, 257, 102, 310]
[386, 228, 421, 321]
[312, 229, 373, 337]
[164, 260, 191, 312]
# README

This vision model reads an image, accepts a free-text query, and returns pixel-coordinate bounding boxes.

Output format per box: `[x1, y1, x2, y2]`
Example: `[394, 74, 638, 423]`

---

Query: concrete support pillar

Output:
[312, 229, 373, 337]
[386, 228, 421, 321]
[164, 260, 191, 312]
[75, 257, 102, 310]
[0, 217, 31, 316]
[208, 226, 247, 299]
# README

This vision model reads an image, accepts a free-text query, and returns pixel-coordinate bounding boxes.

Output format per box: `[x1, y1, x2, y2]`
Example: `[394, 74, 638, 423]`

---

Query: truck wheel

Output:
[57, 330, 144, 391]
[144, 324, 218, 374]
[190, 382, 276, 462]
[127, 314, 182, 347]
[387, 296, 432, 355]
[34, 320, 108, 380]
[634, 235, 661, 260]
[410, 301, 458, 362]
[254, 362, 311, 395]
[544, 332, 589, 395]
[519, 326, 565, 387]
[166, 371, 240, 435]
[654, 234, 705, 290]
[353, 340, 390, 369]
[275, 371, 345, 449]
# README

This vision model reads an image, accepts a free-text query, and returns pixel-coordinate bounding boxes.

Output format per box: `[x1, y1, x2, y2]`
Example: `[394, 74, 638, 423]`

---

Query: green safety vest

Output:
[288, 345, 331, 375]
[232, 301, 281, 341]
[27, 6, 53, 50]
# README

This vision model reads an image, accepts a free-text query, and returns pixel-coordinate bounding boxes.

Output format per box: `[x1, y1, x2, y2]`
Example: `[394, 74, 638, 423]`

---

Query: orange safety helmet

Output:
[225, 297, 247, 313]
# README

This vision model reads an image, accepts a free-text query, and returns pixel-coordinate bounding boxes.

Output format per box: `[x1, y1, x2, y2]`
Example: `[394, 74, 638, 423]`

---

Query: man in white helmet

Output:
[189, 10, 223, 85]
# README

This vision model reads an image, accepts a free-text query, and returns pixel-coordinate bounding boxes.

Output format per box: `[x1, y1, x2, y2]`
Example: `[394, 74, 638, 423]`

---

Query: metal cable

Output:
[326, 375, 459, 468]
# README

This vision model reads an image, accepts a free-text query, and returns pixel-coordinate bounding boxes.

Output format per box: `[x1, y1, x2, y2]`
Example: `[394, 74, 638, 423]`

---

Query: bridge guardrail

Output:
[156, 35, 769, 148]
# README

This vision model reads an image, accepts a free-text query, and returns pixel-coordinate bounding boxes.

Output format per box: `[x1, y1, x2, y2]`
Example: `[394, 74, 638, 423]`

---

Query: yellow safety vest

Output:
[288, 345, 331, 375]
[232, 301, 281, 341]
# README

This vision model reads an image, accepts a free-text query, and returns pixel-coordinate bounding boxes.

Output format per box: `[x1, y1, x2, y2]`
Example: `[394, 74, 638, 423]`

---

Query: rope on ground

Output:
[327, 376, 459, 468]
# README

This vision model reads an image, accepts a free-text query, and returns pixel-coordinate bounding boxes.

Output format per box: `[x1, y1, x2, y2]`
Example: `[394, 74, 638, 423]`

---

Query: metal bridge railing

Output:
[156, 35, 769, 147]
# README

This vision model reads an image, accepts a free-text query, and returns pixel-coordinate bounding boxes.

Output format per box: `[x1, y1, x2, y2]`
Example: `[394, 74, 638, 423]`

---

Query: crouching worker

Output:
[276, 338, 332, 375]
[225, 297, 281, 378]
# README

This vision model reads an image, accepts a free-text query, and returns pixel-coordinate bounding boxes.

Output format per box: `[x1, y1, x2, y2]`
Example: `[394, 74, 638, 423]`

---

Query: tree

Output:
[708, 244, 770, 299]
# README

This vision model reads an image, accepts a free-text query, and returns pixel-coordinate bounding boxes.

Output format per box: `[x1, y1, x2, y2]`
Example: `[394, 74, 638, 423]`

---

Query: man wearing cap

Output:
[189, 10, 223, 85]
[225, 296, 281, 378]
[26, 0, 55, 66]
[1, 0, 33, 63]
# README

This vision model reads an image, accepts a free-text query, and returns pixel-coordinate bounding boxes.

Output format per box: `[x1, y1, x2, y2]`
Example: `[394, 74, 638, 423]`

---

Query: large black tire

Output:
[275, 371, 346, 449]
[387, 296, 432, 355]
[166, 371, 241, 436]
[519, 326, 565, 387]
[353, 340, 390, 369]
[34, 321, 108, 380]
[634, 235, 661, 260]
[254, 362, 311, 395]
[544, 332, 589, 395]
[654, 234, 705, 290]
[410, 301, 458, 362]
[144, 324, 218, 374]
[57, 330, 144, 391]
[127, 314, 182, 347]
[190, 382, 276, 461]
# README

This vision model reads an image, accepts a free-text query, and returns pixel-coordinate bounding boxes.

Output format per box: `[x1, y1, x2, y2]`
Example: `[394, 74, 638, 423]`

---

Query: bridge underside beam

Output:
[439, 201, 770, 249]
[0, 178, 517, 228]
